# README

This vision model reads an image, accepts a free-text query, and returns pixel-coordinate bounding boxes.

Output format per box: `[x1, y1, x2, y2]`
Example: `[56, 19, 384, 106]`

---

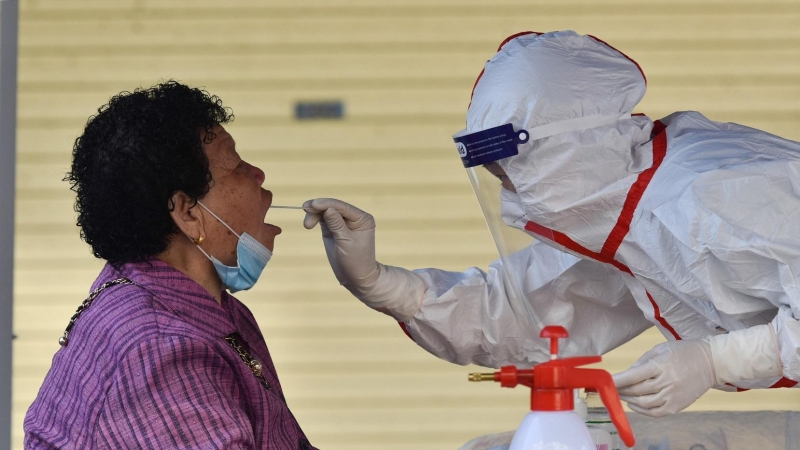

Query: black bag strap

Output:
[59, 277, 133, 347]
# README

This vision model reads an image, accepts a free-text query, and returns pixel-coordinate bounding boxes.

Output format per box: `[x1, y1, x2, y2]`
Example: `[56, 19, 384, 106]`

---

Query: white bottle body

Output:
[586, 391, 628, 450]
[587, 426, 613, 450]
[509, 411, 595, 450]
[575, 390, 614, 450]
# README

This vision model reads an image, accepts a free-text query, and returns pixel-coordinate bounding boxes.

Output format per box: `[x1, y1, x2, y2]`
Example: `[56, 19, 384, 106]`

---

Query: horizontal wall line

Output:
[18, 39, 800, 57]
[13, 217, 487, 235]
[19, 5, 800, 21]
[16, 109, 800, 130]
[16, 148, 454, 164]
[16, 114, 465, 129]
[18, 74, 800, 94]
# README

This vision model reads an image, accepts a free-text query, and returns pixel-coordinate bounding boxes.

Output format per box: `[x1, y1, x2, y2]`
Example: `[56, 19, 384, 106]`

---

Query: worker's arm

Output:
[612, 323, 788, 418]
[699, 256, 800, 388]
[611, 172, 800, 418]
[403, 241, 652, 367]
[663, 155, 800, 389]
[303, 198, 652, 368]
[302, 198, 426, 322]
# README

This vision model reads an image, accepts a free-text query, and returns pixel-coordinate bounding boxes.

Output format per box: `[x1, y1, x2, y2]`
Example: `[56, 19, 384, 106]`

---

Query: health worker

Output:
[303, 30, 800, 417]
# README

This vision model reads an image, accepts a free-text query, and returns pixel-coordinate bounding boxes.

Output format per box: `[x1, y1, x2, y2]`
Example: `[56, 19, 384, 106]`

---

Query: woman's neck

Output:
[157, 240, 223, 304]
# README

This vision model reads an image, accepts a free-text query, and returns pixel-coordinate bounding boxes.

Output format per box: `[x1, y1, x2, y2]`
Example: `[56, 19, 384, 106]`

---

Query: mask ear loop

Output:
[190, 201, 243, 264]
[188, 235, 216, 261]
[196, 200, 242, 239]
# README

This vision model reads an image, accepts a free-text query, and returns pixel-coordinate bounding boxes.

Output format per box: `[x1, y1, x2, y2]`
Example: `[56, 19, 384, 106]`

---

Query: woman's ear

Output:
[168, 191, 205, 242]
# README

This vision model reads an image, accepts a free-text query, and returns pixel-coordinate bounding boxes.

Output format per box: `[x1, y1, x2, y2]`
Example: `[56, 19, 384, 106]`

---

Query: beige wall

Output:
[12, 1, 800, 448]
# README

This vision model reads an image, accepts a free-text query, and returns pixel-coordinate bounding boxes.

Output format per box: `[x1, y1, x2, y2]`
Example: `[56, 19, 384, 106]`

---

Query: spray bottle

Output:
[584, 387, 630, 450]
[469, 326, 635, 450]
[574, 389, 614, 450]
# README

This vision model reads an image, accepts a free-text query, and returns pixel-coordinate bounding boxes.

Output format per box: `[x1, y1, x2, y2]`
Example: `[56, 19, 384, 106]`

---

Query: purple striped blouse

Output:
[24, 259, 316, 449]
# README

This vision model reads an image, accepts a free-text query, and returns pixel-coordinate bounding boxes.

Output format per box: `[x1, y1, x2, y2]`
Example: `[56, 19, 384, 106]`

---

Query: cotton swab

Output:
[270, 205, 307, 210]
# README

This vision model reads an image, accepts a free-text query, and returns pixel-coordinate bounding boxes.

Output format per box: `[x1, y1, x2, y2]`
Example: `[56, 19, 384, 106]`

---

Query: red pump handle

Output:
[539, 326, 635, 448]
[567, 369, 635, 448]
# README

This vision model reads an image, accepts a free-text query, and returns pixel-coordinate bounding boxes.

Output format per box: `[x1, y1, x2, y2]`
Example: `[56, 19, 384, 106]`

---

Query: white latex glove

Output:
[302, 198, 426, 322]
[612, 339, 715, 417]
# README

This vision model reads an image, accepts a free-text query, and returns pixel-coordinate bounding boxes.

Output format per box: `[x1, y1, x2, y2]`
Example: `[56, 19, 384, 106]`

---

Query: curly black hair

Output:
[66, 81, 234, 264]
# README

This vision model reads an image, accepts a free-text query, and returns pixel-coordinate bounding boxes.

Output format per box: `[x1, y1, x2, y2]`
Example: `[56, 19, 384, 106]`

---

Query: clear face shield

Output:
[454, 124, 546, 331]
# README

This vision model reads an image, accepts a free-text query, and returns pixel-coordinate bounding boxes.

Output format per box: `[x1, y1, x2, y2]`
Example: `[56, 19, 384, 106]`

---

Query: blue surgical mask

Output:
[193, 201, 272, 293]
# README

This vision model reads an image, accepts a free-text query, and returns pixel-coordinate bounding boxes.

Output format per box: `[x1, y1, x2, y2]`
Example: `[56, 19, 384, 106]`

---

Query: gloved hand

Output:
[613, 324, 784, 418]
[612, 339, 715, 417]
[302, 198, 377, 288]
[302, 198, 426, 322]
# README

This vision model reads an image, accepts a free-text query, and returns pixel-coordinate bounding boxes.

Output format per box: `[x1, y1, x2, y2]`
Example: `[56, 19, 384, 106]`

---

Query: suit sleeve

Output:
[403, 240, 652, 368]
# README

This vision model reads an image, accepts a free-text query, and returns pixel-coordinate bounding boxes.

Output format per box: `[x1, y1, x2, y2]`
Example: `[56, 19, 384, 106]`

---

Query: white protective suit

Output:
[398, 31, 800, 391]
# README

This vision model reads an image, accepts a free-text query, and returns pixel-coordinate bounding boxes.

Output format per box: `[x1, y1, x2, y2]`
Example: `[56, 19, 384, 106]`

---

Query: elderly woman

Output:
[24, 82, 315, 449]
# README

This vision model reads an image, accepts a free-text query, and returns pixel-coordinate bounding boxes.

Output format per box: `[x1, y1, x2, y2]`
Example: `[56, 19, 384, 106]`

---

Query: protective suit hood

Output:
[463, 31, 653, 234]
[466, 31, 647, 138]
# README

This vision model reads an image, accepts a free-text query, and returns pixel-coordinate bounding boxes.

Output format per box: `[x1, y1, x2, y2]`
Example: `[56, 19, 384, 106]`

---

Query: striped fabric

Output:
[23, 259, 315, 450]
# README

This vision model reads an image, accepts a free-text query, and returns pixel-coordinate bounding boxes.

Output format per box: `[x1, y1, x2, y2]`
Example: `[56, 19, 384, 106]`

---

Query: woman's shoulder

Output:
[70, 278, 164, 356]
[79, 260, 225, 344]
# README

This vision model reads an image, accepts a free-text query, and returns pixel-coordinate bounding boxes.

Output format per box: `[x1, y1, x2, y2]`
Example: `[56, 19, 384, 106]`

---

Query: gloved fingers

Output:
[302, 198, 338, 214]
[322, 207, 349, 234]
[319, 219, 333, 239]
[633, 342, 671, 365]
[304, 198, 357, 216]
[335, 202, 373, 230]
[625, 401, 670, 418]
[613, 360, 660, 389]
[302, 200, 323, 230]
[303, 212, 323, 230]
[616, 376, 661, 397]
[620, 392, 666, 410]
[305, 198, 374, 230]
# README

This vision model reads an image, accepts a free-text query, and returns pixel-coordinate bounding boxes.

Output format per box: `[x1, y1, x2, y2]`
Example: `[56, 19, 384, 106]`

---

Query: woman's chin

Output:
[259, 223, 282, 251]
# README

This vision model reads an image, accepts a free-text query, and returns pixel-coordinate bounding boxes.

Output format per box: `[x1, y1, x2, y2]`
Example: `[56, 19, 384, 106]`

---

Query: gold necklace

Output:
[224, 333, 271, 390]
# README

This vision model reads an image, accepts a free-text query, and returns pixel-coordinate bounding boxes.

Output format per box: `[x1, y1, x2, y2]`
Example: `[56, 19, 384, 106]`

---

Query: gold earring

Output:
[193, 236, 205, 246]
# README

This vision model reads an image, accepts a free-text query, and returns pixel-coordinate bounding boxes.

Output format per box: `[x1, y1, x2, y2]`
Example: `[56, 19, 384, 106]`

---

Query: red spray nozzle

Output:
[468, 366, 533, 387]
[499, 366, 534, 388]
[469, 326, 635, 448]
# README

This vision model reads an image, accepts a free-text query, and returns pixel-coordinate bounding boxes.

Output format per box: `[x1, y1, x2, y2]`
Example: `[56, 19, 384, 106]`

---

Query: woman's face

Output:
[198, 125, 281, 265]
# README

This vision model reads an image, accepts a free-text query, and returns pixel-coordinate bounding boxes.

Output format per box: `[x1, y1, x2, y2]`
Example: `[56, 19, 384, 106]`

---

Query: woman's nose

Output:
[248, 163, 265, 186]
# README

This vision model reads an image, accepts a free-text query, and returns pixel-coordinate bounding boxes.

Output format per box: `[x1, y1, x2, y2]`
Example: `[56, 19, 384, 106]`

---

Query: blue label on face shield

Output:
[453, 123, 529, 168]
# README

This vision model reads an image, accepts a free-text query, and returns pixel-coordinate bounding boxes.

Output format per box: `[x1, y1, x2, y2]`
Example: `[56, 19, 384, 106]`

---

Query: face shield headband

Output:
[453, 111, 633, 169]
